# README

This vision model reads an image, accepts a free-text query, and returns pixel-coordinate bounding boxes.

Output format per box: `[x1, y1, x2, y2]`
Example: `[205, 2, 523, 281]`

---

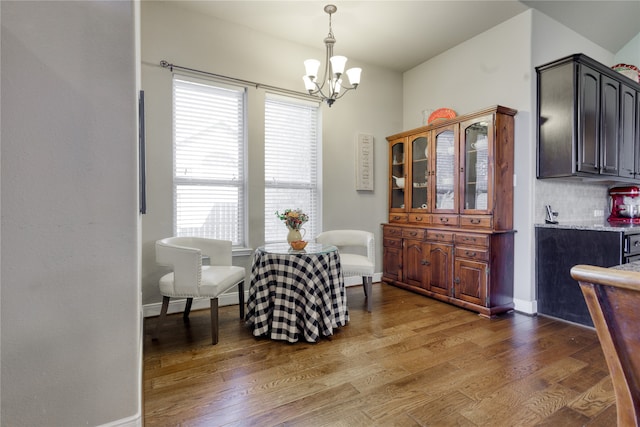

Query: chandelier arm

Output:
[331, 85, 356, 101]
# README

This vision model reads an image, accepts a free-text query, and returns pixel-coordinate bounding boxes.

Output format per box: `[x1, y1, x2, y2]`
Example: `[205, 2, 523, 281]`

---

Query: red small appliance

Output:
[608, 186, 640, 223]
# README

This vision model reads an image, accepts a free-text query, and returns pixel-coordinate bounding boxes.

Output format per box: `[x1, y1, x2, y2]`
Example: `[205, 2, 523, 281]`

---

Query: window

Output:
[264, 94, 320, 243]
[173, 76, 245, 246]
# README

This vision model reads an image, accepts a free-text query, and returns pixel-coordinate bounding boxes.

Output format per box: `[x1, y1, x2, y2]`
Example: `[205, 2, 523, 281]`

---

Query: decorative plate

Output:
[428, 108, 457, 124]
[611, 63, 640, 83]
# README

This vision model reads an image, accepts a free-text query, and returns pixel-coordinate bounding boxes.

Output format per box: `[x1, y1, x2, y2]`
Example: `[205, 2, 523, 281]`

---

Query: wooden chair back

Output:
[571, 264, 640, 426]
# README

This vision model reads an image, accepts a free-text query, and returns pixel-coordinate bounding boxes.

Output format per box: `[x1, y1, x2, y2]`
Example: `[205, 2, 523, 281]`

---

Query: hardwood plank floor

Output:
[143, 283, 616, 426]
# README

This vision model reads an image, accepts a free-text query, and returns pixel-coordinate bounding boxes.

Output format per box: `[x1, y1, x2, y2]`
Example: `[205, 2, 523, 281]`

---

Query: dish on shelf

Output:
[428, 108, 457, 124]
[471, 137, 488, 150]
[611, 63, 639, 83]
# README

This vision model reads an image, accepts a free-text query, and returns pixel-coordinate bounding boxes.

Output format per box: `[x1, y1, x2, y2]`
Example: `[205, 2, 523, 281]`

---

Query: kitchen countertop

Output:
[612, 260, 640, 272]
[535, 220, 640, 233]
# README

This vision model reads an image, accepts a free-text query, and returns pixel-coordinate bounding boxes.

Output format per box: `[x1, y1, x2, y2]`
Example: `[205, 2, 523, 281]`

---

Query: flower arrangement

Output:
[276, 208, 309, 231]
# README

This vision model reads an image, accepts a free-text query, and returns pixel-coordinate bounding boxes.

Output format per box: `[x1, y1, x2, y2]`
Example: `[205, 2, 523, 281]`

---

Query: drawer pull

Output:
[634, 241, 640, 247]
[463, 237, 476, 243]
[470, 219, 481, 224]
[410, 232, 417, 237]
[393, 216, 401, 220]
[436, 234, 444, 239]
[465, 251, 477, 257]
[421, 259, 430, 266]
[415, 216, 423, 221]
[439, 217, 449, 223]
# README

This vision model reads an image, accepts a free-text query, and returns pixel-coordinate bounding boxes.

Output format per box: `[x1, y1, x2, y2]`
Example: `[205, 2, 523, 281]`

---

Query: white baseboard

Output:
[514, 298, 537, 315]
[98, 413, 142, 427]
[142, 273, 383, 318]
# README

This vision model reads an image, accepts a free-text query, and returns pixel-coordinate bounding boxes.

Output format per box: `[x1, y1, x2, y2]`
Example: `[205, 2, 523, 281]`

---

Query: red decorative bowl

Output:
[290, 240, 308, 250]
[428, 108, 457, 124]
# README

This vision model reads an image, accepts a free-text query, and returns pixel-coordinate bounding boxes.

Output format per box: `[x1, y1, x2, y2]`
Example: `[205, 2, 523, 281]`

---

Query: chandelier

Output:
[303, 4, 361, 107]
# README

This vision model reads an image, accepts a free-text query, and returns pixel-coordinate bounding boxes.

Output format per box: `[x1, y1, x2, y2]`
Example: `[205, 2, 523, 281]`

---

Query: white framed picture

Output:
[356, 133, 374, 191]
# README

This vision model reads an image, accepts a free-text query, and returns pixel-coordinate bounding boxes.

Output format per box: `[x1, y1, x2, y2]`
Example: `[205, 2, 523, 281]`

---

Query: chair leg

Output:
[238, 281, 245, 320]
[363, 276, 373, 312]
[153, 296, 170, 341]
[183, 297, 193, 320]
[210, 298, 219, 345]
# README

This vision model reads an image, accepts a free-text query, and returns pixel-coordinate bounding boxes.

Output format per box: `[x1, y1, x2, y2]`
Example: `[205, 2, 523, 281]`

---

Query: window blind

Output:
[173, 76, 245, 246]
[264, 94, 320, 243]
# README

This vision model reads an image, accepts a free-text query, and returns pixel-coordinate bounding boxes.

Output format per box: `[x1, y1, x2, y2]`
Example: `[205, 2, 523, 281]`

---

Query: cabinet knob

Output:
[454, 278, 460, 284]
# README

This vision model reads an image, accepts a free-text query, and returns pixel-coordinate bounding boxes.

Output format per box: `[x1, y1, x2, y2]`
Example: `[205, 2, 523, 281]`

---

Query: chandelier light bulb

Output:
[304, 59, 321, 80]
[345, 67, 362, 86]
[329, 55, 347, 76]
[331, 78, 342, 96]
[303, 75, 316, 92]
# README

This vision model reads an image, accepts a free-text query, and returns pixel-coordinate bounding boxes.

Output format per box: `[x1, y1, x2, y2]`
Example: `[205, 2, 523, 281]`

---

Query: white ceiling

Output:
[170, 0, 640, 72]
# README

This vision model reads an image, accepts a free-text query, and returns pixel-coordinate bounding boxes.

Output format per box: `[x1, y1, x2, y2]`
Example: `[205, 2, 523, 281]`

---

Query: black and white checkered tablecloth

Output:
[245, 246, 349, 343]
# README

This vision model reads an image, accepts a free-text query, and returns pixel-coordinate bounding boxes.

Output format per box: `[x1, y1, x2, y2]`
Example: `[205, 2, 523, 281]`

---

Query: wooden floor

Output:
[143, 283, 616, 426]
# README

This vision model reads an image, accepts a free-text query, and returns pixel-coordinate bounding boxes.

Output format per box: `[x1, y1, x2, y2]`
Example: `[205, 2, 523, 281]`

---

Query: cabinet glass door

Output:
[433, 126, 457, 212]
[463, 119, 490, 211]
[411, 134, 429, 210]
[390, 139, 406, 210]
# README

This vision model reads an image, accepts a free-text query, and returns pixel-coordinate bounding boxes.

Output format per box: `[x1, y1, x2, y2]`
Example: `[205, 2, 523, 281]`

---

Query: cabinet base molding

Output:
[382, 277, 514, 317]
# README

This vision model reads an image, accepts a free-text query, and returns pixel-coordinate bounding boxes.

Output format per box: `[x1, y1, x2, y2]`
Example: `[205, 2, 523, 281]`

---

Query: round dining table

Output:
[245, 242, 349, 343]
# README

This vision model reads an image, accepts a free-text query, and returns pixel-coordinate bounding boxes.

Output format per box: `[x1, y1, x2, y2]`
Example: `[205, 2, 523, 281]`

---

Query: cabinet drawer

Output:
[383, 226, 403, 238]
[389, 213, 408, 223]
[409, 213, 430, 225]
[432, 214, 459, 226]
[402, 228, 426, 240]
[427, 230, 454, 242]
[455, 246, 490, 261]
[460, 215, 493, 229]
[455, 233, 489, 247]
[626, 233, 640, 256]
[383, 238, 402, 249]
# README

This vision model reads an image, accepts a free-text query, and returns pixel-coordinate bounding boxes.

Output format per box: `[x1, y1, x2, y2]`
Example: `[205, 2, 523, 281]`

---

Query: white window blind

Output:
[264, 94, 320, 243]
[173, 76, 245, 246]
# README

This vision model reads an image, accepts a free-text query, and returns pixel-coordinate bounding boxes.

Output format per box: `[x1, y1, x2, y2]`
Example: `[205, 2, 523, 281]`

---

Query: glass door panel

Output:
[390, 140, 406, 210]
[411, 135, 428, 210]
[434, 128, 456, 211]
[464, 121, 489, 211]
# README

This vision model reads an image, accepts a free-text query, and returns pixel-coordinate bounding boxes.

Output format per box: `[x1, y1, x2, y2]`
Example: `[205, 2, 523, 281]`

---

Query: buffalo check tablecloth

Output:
[245, 243, 349, 343]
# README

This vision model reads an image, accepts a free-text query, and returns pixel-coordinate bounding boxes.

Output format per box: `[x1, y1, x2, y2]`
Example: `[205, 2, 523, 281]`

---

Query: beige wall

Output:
[1, 1, 141, 425]
[140, 2, 402, 307]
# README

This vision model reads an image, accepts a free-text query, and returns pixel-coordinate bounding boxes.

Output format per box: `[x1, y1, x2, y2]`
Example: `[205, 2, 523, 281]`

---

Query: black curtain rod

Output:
[159, 60, 316, 102]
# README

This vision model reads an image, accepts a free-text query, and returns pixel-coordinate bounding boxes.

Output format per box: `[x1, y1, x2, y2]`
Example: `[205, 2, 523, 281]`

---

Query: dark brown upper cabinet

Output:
[537, 53, 639, 182]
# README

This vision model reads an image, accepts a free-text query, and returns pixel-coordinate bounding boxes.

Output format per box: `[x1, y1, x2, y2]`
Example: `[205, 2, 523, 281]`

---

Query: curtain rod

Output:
[159, 60, 317, 103]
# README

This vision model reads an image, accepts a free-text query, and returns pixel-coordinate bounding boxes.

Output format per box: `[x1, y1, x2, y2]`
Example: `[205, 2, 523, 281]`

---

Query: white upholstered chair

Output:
[315, 230, 375, 312]
[154, 237, 246, 345]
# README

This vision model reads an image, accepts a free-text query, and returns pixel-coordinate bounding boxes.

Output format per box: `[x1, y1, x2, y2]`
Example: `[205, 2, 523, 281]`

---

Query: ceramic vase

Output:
[287, 228, 302, 245]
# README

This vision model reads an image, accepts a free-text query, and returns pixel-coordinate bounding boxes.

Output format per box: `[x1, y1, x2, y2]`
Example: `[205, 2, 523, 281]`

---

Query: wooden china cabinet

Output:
[383, 105, 516, 317]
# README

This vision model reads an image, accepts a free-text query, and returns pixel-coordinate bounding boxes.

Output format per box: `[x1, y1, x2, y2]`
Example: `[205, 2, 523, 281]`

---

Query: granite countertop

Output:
[612, 260, 640, 272]
[535, 220, 640, 233]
